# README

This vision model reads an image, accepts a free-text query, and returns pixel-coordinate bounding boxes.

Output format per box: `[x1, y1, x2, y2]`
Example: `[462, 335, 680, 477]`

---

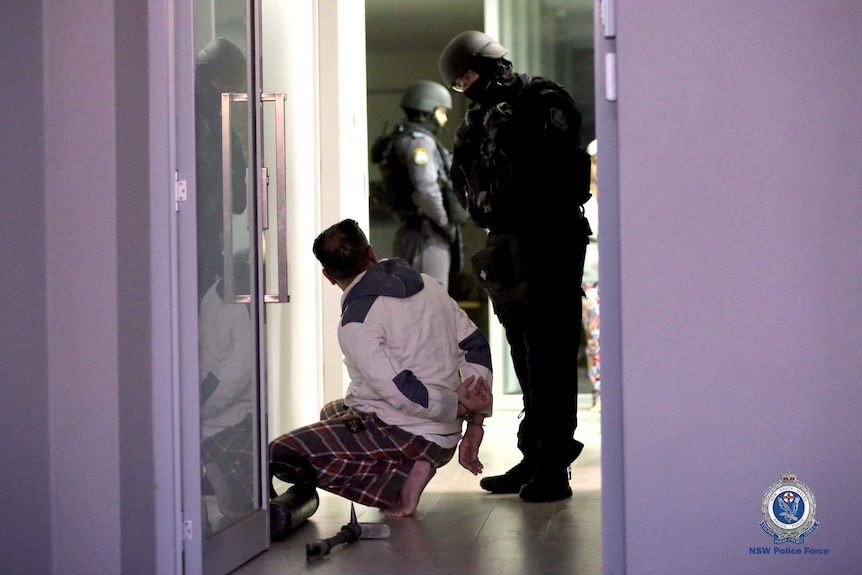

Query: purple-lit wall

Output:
[1, 2, 50, 573]
[598, 2, 862, 573]
[1, 0, 159, 573]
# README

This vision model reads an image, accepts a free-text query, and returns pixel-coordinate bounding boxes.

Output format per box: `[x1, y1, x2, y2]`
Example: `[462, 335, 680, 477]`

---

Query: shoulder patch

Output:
[341, 296, 377, 326]
[411, 147, 430, 166]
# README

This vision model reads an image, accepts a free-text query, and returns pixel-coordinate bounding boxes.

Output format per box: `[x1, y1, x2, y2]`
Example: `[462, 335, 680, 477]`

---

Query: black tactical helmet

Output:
[400, 80, 452, 113]
[196, 37, 247, 91]
[438, 30, 509, 88]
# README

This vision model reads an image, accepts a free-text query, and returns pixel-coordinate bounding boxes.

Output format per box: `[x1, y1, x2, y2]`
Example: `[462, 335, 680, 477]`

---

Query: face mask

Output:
[463, 76, 496, 103]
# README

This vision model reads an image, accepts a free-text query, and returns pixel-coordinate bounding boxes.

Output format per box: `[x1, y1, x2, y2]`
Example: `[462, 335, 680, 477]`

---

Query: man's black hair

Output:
[312, 219, 372, 280]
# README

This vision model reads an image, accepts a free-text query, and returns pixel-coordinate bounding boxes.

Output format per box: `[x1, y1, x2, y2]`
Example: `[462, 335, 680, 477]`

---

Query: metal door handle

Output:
[261, 92, 288, 303]
[218, 91, 288, 304]
[220, 92, 248, 303]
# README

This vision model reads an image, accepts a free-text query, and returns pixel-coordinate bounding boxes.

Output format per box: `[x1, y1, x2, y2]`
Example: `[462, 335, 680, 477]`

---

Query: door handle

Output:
[261, 92, 289, 303]
[220, 92, 248, 303]
[261, 167, 269, 231]
[218, 91, 289, 304]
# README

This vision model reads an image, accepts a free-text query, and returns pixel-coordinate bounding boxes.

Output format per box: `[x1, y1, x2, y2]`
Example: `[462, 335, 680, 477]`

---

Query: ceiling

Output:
[364, 0, 594, 53]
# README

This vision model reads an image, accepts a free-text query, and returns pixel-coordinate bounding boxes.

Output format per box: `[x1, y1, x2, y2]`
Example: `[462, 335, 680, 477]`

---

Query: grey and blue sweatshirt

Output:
[339, 258, 493, 448]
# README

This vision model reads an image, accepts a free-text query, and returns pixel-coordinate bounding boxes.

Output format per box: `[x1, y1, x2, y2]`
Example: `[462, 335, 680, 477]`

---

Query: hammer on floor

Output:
[305, 502, 391, 562]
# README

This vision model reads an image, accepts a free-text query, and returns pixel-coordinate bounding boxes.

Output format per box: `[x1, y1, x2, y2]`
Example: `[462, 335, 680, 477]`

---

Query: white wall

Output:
[316, 0, 373, 408]
[256, 0, 373, 436]
[261, 0, 323, 439]
[598, 1, 862, 573]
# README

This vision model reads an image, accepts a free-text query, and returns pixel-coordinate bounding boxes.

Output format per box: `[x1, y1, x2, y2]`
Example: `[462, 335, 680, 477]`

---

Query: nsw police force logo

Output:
[760, 471, 819, 544]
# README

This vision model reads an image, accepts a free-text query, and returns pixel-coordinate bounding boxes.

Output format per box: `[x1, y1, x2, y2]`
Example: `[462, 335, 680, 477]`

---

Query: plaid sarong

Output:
[270, 400, 455, 510]
[202, 413, 255, 515]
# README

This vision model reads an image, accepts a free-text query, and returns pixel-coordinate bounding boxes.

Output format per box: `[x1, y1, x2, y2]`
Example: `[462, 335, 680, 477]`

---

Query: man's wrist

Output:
[458, 401, 472, 421]
[459, 402, 486, 427]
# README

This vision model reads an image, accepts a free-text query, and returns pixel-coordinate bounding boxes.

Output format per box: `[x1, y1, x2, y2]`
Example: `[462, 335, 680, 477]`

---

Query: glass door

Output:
[181, 0, 290, 572]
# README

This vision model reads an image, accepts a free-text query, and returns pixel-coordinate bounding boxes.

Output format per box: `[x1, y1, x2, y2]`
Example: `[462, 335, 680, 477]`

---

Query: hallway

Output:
[234, 394, 602, 575]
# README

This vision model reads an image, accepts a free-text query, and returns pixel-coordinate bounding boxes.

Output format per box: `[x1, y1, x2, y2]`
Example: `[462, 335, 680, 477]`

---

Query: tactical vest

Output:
[370, 124, 415, 212]
[452, 76, 592, 231]
[370, 122, 468, 224]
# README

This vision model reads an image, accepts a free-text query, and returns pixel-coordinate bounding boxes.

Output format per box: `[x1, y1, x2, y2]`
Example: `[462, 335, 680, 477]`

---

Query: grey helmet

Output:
[400, 80, 452, 113]
[438, 30, 508, 87]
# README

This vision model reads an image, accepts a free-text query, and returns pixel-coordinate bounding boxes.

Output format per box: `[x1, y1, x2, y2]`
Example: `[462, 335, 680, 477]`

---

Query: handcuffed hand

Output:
[456, 375, 491, 413]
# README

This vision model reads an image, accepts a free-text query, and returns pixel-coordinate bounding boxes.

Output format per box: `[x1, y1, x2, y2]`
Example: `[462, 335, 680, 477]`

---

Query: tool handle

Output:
[306, 524, 360, 562]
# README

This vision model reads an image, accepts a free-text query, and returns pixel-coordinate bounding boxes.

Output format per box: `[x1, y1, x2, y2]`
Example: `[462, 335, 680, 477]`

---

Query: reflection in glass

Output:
[194, 37, 248, 302]
[193, 33, 257, 536]
[199, 251, 255, 530]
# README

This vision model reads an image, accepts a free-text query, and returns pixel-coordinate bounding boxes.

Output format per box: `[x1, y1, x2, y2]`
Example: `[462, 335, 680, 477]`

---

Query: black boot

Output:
[479, 460, 535, 494]
[518, 467, 572, 502]
[518, 439, 584, 502]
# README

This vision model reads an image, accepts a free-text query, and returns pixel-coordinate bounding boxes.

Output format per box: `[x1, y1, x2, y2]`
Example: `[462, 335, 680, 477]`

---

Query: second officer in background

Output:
[371, 80, 469, 294]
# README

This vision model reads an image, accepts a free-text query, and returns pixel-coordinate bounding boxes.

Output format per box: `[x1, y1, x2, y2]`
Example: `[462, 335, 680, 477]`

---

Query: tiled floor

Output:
[233, 394, 602, 575]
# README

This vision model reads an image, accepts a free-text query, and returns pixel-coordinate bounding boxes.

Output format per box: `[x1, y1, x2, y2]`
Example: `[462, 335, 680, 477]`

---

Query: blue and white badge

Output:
[760, 471, 819, 544]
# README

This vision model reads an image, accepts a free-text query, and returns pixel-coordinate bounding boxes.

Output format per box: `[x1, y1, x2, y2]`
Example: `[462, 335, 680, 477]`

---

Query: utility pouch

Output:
[471, 245, 511, 292]
[470, 235, 524, 294]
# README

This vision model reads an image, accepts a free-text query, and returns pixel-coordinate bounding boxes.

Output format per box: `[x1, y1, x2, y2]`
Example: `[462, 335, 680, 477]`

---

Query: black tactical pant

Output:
[493, 229, 589, 472]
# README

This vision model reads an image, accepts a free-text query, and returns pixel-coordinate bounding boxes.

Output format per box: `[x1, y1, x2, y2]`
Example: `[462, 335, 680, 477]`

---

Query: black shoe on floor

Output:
[518, 468, 572, 502]
[479, 460, 534, 494]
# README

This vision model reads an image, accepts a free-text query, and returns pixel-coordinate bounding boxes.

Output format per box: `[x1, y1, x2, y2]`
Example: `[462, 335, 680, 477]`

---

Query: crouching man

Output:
[270, 219, 493, 517]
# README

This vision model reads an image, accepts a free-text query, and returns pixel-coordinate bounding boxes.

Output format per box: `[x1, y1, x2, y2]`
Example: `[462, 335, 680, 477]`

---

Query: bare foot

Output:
[384, 460, 436, 517]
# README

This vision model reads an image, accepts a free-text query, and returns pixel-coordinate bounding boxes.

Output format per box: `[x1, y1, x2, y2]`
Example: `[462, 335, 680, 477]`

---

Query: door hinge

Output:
[183, 519, 193, 541]
[174, 171, 188, 212]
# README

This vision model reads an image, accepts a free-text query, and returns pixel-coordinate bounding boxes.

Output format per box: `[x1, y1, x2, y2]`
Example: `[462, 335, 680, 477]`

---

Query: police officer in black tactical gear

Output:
[381, 80, 469, 294]
[439, 31, 593, 502]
